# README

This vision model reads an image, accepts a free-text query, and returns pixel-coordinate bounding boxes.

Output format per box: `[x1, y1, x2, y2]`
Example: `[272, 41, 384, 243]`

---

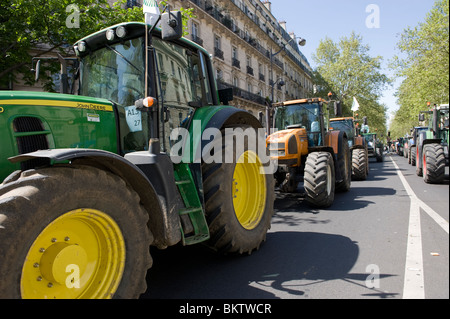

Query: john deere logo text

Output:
[77, 102, 108, 111]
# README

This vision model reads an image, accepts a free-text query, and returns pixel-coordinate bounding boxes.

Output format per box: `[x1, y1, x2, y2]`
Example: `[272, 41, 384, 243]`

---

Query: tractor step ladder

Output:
[173, 163, 210, 245]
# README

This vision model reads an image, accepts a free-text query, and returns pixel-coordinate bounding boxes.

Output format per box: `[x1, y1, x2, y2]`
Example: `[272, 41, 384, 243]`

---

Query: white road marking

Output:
[390, 156, 449, 299]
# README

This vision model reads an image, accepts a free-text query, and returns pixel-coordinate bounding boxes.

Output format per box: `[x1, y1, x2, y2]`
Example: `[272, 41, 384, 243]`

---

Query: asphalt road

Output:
[141, 153, 449, 300]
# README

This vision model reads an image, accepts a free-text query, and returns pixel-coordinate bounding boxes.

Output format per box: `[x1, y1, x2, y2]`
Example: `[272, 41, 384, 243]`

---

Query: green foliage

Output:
[312, 32, 390, 135]
[0, 0, 194, 91]
[389, 0, 449, 138]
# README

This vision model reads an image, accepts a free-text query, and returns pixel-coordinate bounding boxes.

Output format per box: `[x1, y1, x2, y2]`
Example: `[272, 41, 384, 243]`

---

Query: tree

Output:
[389, 0, 449, 138]
[312, 32, 390, 134]
[0, 0, 193, 91]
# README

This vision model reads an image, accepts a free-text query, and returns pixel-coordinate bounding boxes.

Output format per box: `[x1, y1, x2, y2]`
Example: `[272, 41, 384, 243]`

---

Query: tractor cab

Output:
[329, 117, 356, 147]
[272, 98, 329, 148]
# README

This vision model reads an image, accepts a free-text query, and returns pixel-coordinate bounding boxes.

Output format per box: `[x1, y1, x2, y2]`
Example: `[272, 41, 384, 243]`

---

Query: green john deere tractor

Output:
[0, 15, 274, 298]
[415, 104, 449, 183]
[360, 118, 384, 163]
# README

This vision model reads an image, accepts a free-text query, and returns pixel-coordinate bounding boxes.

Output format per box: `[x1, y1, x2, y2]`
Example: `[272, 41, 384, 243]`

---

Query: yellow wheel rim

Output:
[21, 209, 125, 299]
[232, 150, 267, 230]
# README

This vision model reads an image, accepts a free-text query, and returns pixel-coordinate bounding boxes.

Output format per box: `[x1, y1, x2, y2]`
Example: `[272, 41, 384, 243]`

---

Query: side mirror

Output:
[218, 88, 233, 105]
[34, 60, 41, 82]
[161, 11, 182, 41]
[334, 101, 342, 117]
[363, 116, 368, 125]
[418, 113, 425, 122]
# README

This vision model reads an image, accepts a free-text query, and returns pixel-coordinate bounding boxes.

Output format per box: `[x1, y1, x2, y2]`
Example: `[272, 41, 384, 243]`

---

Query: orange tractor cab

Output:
[266, 97, 351, 208]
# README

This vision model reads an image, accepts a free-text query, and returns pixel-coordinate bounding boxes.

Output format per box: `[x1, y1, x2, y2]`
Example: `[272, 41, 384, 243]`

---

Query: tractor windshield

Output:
[274, 103, 320, 131]
[274, 102, 323, 146]
[330, 119, 355, 144]
[79, 37, 149, 153]
[79, 37, 145, 107]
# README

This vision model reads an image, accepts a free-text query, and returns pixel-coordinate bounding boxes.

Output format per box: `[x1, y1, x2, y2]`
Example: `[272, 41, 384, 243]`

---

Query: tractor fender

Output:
[189, 107, 263, 163]
[8, 148, 181, 249]
[353, 136, 366, 149]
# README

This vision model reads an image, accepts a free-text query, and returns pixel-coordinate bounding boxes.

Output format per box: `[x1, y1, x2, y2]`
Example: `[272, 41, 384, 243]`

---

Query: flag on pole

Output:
[351, 96, 360, 112]
[143, 0, 161, 27]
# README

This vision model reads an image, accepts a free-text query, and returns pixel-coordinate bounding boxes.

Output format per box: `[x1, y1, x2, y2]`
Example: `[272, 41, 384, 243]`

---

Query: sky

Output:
[270, 0, 437, 125]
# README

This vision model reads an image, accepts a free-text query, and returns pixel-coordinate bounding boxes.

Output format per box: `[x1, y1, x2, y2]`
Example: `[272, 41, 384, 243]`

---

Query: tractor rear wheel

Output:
[335, 137, 351, 192]
[0, 166, 152, 299]
[304, 152, 335, 208]
[423, 144, 445, 184]
[352, 148, 368, 181]
[202, 126, 274, 255]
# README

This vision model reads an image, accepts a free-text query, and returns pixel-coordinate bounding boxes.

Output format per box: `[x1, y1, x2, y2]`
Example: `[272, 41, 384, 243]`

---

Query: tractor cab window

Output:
[330, 119, 355, 146]
[274, 102, 323, 146]
[79, 37, 150, 153]
[153, 39, 213, 153]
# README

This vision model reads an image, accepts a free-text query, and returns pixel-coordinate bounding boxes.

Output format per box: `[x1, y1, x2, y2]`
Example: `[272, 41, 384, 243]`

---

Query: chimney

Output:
[279, 21, 287, 31]
[262, 1, 271, 12]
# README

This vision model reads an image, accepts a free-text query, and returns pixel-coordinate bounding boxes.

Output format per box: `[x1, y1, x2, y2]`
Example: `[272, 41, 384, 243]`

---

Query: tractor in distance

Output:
[360, 118, 384, 163]
[329, 113, 369, 181]
[408, 126, 429, 166]
[266, 94, 352, 208]
[415, 103, 449, 183]
[0, 12, 275, 299]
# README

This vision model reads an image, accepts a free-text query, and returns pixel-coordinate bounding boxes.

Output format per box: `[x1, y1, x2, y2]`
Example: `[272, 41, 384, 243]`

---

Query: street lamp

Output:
[266, 36, 306, 134]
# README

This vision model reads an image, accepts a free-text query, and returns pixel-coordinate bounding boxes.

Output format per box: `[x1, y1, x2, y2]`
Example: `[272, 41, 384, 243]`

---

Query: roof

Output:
[273, 98, 328, 108]
[330, 117, 354, 121]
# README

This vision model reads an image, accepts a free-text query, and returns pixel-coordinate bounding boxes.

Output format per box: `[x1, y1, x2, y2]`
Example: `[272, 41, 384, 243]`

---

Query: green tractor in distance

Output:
[415, 103, 449, 183]
[360, 118, 384, 163]
[0, 14, 275, 299]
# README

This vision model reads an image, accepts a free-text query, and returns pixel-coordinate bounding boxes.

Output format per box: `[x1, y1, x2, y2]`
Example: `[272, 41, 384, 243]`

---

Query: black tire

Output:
[304, 152, 335, 208]
[416, 146, 423, 176]
[202, 126, 274, 255]
[376, 147, 383, 162]
[423, 144, 445, 184]
[335, 137, 351, 192]
[410, 146, 416, 166]
[0, 166, 152, 299]
[352, 148, 368, 181]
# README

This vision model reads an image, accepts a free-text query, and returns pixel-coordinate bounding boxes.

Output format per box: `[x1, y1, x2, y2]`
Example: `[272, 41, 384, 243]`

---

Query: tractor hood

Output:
[0, 90, 118, 182]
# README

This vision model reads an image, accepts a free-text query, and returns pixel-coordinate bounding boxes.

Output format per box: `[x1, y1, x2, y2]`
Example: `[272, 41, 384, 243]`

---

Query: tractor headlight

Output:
[116, 26, 127, 38]
[77, 41, 87, 52]
[106, 28, 115, 41]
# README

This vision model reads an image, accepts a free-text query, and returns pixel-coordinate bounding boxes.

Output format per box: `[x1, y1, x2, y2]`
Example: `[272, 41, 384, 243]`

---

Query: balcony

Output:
[246, 66, 254, 76]
[217, 80, 266, 106]
[191, 35, 203, 46]
[214, 47, 224, 60]
[259, 73, 265, 82]
[232, 58, 241, 69]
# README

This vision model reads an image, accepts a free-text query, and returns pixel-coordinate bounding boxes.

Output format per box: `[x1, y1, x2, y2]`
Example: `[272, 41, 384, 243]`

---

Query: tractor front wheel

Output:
[0, 166, 152, 299]
[304, 152, 335, 208]
[202, 126, 274, 255]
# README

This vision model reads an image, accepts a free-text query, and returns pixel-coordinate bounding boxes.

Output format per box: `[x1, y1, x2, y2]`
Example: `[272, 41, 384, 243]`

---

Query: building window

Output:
[214, 35, 221, 50]
[232, 47, 238, 60]
[233, 76, 239, 88]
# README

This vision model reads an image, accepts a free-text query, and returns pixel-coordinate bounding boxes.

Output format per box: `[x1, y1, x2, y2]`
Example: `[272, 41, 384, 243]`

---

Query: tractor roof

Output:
[330, 117, 354, 121]
[273, 98, 328, 108]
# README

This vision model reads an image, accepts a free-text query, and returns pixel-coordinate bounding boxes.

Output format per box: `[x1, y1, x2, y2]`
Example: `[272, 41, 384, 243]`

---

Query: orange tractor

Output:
[266, 97, 351, 208]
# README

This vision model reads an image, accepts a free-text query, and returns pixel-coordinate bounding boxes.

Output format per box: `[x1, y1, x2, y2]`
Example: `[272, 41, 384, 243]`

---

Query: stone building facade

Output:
[167, 0, 314, 121]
